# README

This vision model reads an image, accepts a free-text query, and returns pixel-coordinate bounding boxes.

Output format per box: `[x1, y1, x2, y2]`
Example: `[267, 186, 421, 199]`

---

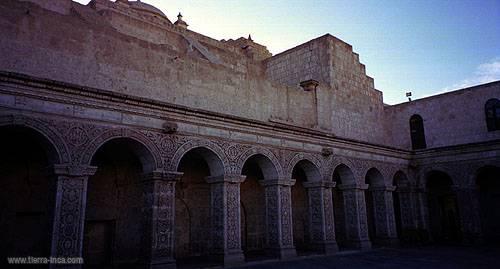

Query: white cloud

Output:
[441, 57, 500, 92]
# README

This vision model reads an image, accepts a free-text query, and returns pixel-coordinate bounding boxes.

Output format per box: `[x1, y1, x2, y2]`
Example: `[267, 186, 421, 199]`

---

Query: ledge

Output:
[0, 71, 411, 156]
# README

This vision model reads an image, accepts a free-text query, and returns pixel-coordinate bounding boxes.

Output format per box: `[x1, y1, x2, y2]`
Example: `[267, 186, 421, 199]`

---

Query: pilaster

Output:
[206, 174, 245, 267]
[453, 184, 483, 244]
[303, 181, 339, 254]
[49, 164, 97, 269]
[142, 170, 183, 269]
[369, 186, 399, 247]
[337, 183, 371, 250]
[261, 178, 297, 259]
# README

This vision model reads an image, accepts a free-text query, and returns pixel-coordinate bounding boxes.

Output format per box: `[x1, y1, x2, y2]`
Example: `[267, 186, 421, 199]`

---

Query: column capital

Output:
[205, 174, 246, 184]
[337, 183, 368, 191]
[303, 180, 336, 189]
[51, 163, 98, 177]
[142, 170, 183, 182]
[261, 178, 295, 187]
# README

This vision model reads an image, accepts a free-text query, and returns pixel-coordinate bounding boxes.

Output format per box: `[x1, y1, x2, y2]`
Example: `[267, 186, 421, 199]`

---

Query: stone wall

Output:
[264, 35, 386, 144]
[385, 82, 500, 149]
[0, 0, 388, 145]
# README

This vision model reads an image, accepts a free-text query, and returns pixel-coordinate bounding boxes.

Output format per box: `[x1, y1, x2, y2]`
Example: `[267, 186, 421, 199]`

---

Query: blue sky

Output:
[74, 0, 500, 104]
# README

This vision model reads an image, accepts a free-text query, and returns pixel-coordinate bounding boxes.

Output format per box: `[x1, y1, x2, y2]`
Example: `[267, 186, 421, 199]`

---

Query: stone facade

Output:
[0, 0, 499, 268]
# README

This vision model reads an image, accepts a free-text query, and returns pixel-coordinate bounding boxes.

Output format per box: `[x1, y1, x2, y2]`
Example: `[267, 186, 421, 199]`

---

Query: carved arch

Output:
[417, 165, 458, 188]
[286, 153, 323, 182]
[0, 114, 70, 163]
[169, 138, 229, 175]
[80, 128, 163, 171]
[392, 170, 409, 185]
[365, 162, 404, 187]
[365, 167, 385, 187]
[328, 156, 367, 184]
[235, 146, 283, 179]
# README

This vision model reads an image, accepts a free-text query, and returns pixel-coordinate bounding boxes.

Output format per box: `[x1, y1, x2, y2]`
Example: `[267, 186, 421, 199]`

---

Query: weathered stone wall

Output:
[264, 35, 385, 144]
[1, 1, 499, 267]
[385, 82, 500, 149]
[0, 0, 387, 145]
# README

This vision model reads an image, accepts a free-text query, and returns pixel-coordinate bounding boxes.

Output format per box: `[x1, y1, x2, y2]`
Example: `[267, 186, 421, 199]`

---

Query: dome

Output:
[129, 0, 168, 19]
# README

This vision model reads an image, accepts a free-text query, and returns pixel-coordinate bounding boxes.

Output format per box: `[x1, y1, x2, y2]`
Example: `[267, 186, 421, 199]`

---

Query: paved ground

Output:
[233, 246, 500, 269]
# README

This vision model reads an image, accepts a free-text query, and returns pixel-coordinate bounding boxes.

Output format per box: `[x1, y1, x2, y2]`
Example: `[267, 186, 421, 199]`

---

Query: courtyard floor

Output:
[230, 246, 500, 269]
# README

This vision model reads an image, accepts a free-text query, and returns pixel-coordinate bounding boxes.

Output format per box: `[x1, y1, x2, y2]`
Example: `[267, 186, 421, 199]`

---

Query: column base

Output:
[312, 241, 339, 255]
[267, 246, 297, 260]
[213, 251, 245, 267]
[375, 237, 399, 247]
[346, 239, 372, 250]
[146, 257, 176, 269]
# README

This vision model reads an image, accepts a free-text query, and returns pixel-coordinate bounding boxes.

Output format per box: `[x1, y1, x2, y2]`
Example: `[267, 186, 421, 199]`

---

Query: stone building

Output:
[0, 0, 499, 268]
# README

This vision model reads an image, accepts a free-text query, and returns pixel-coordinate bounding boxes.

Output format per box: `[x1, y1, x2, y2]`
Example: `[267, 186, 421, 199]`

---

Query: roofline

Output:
[388, 80, 500, 107]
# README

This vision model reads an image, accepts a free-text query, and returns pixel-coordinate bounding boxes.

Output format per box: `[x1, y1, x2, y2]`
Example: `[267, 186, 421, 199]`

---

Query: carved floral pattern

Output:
[0, 115, 71, 163]
[265, 186, 279, 246]
[280, 186, 293, 246]
[226, 183, 241, 250]
[309, 188, 323, 241]
[53, 177, 87, 257]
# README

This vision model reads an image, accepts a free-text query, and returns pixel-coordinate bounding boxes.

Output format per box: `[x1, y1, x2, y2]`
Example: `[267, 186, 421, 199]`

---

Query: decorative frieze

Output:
[141, 171, 182, 268]
[206, 174, 245, 267]
[261, 178, 297, 259]
[303, 181, 339, 254]
[369, 186, 399, 246]
[337, 183, 371, 250]
[49, 165, 97, 269]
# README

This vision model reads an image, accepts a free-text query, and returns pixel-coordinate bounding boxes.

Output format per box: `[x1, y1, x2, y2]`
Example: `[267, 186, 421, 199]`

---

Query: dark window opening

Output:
[410, 114, 426, 150]
[485, 98, 500, 131]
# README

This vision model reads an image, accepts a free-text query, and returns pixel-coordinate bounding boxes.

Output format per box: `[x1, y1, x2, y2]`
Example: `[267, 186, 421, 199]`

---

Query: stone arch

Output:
[236, 147, 283, 179]
[239, 150, 277, 255]
[392, 170, 410, 240]
[417, 166, 457, 188]
[330, 161, 359, 248]
[173, 140, 226, 261]
[425, 170, 461, 242]
[365, 168, 385, 187]
[171, 139, 227, 176]
[331, 163, 357, 185]
[376, 164, 401, 187]
[0, 115, 70, 163]
[0, 115, 67, 261]
[286, 153, 323, 182]
[424, 169, 455, 188]
[393, 170, 409, 187]
[81, 128, 162, 172]
[329, 156, 368, 185]
[288, 155, 323, 253]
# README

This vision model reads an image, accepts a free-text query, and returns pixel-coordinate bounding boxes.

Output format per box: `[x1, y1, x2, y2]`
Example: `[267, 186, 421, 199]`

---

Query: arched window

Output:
[410, 114, 426, 150]
[485, 98, 500, 131]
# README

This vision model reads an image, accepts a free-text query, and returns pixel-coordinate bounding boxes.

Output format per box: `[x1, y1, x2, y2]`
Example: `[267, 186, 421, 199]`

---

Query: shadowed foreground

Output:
[234, 246, 500, 269]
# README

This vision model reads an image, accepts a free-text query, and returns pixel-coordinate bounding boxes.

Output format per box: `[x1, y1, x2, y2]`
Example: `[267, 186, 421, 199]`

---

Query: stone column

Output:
[395, 184, 415, 231]
[413, 187, 430, 228]
[142, 170, 183, 269]
[453, 184, 483, 244]
[337, 183, 371, 250]
[206, 174, 245, 267]
[49, 164, 97, 269]
[394, 184, 417, 242]
[303, 181, 339, 254]
[261, 178, 297, 259]
[370, 186, 399, 246]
